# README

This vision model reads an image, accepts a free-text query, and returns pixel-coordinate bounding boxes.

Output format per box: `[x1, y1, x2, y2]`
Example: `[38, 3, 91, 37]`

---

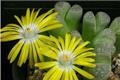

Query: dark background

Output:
[1, 1, 120, 80]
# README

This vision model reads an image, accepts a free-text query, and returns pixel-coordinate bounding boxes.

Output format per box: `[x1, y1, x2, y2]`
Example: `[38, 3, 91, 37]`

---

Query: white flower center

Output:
[58, 51, 75, 70]
[19, 24, 39, 40]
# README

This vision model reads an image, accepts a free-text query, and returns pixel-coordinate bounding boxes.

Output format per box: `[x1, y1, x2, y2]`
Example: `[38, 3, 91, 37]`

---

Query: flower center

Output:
[19, 24, 39, 40]
[58, 51, 74, 69]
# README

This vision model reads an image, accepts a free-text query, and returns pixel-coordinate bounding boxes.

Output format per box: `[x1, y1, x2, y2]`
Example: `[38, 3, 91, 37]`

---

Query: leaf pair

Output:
[49, 2, 83, 37]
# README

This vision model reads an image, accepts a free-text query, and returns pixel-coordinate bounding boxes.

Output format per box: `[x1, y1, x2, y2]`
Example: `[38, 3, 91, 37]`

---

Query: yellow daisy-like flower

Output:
[0, 8, 63, 67]
[35, 33, 96, 80]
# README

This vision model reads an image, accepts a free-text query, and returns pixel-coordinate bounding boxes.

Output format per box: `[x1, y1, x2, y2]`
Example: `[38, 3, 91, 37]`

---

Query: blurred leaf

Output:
[95, 12, 110, 33]
[93, 28, 116, 45]
[82, 11, 96, 41]
[109, 17, 120, 54]
[110, 17, 120, 35]
[70, 30, 82, 38]
[12, 60, 27, 80]
[84, 28, 116, 80]
[115, 34, 120, 53]
[66, 4, 83, 30]
[49, 2, 82, 37]
[55, 1, 71, 18]
[82, 11, 110, 42]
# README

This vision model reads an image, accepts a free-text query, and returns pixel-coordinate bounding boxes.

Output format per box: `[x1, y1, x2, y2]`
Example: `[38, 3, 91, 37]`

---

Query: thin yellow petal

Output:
[69, 70, 73, 80]
[73, 60, 96, 68]
[43, 66, 58, 80]
[8, 40, 24, 61]
[6, 23, 21, 28]
[34, 40, 44, 61]
[73, 66, 94, 79]
[68, 36, 76, 50]
[64, 71, 69, 80]
[23, 42, 30, 63]
[74, 48, 94, 56]
[47, 20, 60, 25]
[32, 9, 41, 23]
[35, 9, 54, 26]
[49, 68, 63, 80]
[26, 8, 30, 24]
[40, 23, 63, 32]
[17, 41, 29, 67]
[65, 33, 71, 50]
[30, 8, 35, 23]
[70, 38, 82, 52]
[50, 35, 62, 50]
[55, 69, 63, 80]
[1, 33, 20, 42]
[29, 42, 34, 67]
[40, 47, 58, 60]
[21, 16, 26, 25]
[73, 41, 90, 54]
[35, 61, 57, 69]
[75, 58, 95, 63]
[76, 52, 96, 58]
[58, 36, 65, 50]
[32, 41, 38, 63]
[1, 27, 19, 32]
[14, 15, 23, 26]
[71, 69, 78, 80]
[38, 12, 58, 29]
[61, 71, 65, 80]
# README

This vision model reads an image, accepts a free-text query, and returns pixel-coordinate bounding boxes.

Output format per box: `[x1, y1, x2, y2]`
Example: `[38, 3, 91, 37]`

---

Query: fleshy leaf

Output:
[85, 28, 116, 80]
[93, 28, 116, 45]
[95, 12, 110, 33]
[110, 17, 120, 53]
[49, 2, 83, 37]
[66, 4, 83, 30]
[115, 34, 120, 53]
[55, 1, 71, 18]
[82, 11, 96, 41]
[110, 17, 120, 35]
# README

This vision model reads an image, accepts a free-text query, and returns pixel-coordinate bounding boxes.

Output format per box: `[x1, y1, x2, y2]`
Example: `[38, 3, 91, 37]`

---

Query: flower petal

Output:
[1, 32, 20, 42]
[70, 38, 82, 52]
[73, 41, 90, 54]
[76, 52, 96, 58]
[69, 70, 73, 80]
[64, 71, 69, 80]
[75, 58, 95, 63]
[8, 40, 24, 62]
[68, 36, 76, 50]
[40, 47, 58, 60]
[32, 9, 41, 23]
[50, 35, 62, 50]
[71, 69, 78, 80]
[35, 9, 54, 26]
[34, 39, 44, 61]
[58, 36, 65, 50]
[65, 33, 71, 50]
[74, 48, 94, 56]
[38, 12, 58, 29]
[73, 60, 96, 68]
[49, 67, 63, 80]
[40, 23, 63, 33]
[43, 66, 58, 80]
[73, 66, 94, 79]
[31, 41, 38, 63]
[14, 15, 23, 26]
[17, 41, 29, 67]
[35, 61, 57, 69]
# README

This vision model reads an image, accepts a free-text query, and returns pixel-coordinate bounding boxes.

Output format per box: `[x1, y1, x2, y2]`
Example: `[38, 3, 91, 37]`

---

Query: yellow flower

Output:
[0, 8, 63, 67]
[35, 33, 96, 80]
